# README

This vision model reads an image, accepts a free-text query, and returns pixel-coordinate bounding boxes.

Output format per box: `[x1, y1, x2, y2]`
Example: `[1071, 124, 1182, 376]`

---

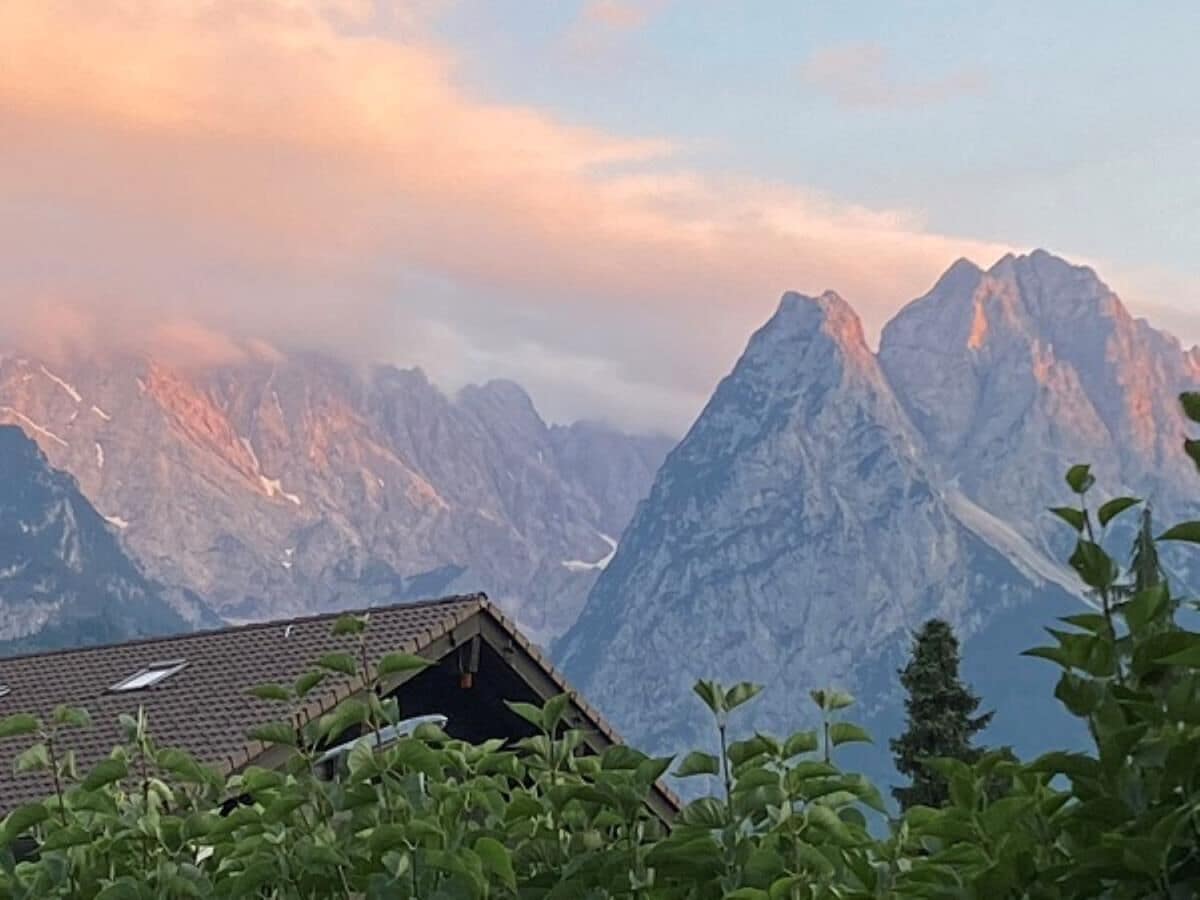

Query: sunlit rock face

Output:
[0, 425, 196, 655]
[880, 249, 1200, 554]
[0, 350, 670, 644]
[561, 251, 1200, 788]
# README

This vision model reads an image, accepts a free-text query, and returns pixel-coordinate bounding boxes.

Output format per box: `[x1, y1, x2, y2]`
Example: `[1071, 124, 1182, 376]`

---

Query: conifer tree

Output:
[890, 618, 992, 810]
[1130, 505, 1163, 593]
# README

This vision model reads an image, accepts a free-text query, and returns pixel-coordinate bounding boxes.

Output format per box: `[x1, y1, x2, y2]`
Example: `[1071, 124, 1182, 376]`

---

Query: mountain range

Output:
[3, 249, 1198, 788]
[0, 352, 671, 649]
[558, 250, 1200, 785]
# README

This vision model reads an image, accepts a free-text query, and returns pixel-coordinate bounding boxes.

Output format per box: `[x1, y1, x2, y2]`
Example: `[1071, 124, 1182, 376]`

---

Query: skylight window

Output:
[111, 660, 188, 692]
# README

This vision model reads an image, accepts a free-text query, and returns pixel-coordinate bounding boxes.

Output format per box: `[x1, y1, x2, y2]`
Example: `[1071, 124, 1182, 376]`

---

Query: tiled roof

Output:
[0, 595, 485, 811]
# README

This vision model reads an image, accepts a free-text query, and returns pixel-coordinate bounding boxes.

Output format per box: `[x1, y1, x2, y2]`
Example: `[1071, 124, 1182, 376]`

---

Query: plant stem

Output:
[719, 721, 733, 820]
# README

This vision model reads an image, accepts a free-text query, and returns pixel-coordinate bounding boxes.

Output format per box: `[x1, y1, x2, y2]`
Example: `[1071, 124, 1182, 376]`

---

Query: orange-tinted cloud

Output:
[0, 0, 1011, 431]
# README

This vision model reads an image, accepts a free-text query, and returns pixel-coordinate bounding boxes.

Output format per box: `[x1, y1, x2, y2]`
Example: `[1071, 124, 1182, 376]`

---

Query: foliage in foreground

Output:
[3, 394, 1200, 897]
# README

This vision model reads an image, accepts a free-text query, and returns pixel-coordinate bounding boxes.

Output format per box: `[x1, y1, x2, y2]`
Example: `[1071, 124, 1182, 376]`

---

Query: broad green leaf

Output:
[155, 748, 214, 785]
[377, 653, 431, 677]
[474, 836, 516, 889]
[81, 757, 128, 791]
[248, 683, 291, 703]
[679, 797, 726, 829]
[1060, 612, 1108, 634]
[542, 693, 571, 734]
[367, 824, 411, 854]
[0, 714, 39, 739]
[1181, 391, 1200, 423]
[1050, 506, 1086, 532]
[51, 706, 91, 729]
[828, 722, 871, 746]
[675, 751, 720, 778]
[783, 729, 819, 759]
[1069, 540, 1118, 590]
[636, 755, 673, 786]
[94, 877, 144, 900]
[1066, 464, 1095, 495]
[728, 734, 776, 768]
[1054, 673, 1104, 716]
[316, 652, 358, 677]
[1098, 497, 1141, 528]
[504, 701, 543, 731]
[315, 699, 369, 742]
[41, 825, 92, 851]
[14, 743, 50, 773]
[1122, 585, 1170, 633]
[805, 803, 853, 844]
[723, 681, 763, 712]
[770, 876, 809, 899]
[601, 745, 647, 770]
[347, 738, 377, 777]
[1, 804, 48, 842]
[823, 690, 855, 711]
[692, 680, 724, 716]
[1187, 439, 1200, 474]
[294, 670, 326, 698]
[1160, 522, 1200, 544]
[247, 722, 297, 747]
[1156, 645, 1200, 667]
[331, 614, 366, 636]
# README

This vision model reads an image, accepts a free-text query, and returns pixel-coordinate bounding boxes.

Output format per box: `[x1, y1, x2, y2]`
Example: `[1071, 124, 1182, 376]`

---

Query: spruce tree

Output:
[1130, 505, 1163, 593]
[890, 619, 992, 810]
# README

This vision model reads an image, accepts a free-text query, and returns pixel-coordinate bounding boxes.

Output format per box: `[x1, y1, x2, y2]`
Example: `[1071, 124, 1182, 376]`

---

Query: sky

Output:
[2, 1, 1198, 434]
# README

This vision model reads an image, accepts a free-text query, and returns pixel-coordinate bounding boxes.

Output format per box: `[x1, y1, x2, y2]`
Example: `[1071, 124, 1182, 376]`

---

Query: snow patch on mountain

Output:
[0, 407, 68, 448]
[944, 488, 1088, 604]
[563, 534, 618, 572]
[39, 366, 82, 404]
[260, 476, 302, 506]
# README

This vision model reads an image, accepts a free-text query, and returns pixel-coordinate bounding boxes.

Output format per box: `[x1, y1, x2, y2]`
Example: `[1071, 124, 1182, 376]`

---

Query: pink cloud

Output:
[0, 1, 1010, 431]
[801, 41, 987, 109]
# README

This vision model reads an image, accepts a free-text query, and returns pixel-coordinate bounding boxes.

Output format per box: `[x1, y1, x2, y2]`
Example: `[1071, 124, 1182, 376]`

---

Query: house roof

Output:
[0, 594, 680, 819]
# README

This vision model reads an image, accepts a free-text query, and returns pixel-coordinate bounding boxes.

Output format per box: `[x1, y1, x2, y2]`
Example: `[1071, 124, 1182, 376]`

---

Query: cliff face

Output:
[0, 351, 669, 645]
[879, 250, 1200, 555]
[0, 425, 196, 656]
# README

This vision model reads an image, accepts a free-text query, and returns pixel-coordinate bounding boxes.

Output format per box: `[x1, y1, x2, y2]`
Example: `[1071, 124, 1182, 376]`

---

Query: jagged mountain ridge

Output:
[880, 249, 1200, 570]
[0, 350, 672, 645]
[559, 251, 1199, 784]
[0, 426, 202, 656]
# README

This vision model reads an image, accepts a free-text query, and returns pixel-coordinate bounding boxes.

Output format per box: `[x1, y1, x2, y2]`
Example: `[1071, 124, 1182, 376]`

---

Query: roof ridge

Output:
[0, 593, 489, 664]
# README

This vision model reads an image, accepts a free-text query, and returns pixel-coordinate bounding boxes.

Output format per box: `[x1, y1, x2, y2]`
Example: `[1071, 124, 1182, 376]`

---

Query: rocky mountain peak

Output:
[747, 290, 878, 386]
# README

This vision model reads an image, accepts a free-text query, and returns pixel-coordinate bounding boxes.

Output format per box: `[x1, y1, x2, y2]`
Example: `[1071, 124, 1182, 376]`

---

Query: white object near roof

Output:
[110, 660, 188, 692]
[316, 714, 448, 767]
